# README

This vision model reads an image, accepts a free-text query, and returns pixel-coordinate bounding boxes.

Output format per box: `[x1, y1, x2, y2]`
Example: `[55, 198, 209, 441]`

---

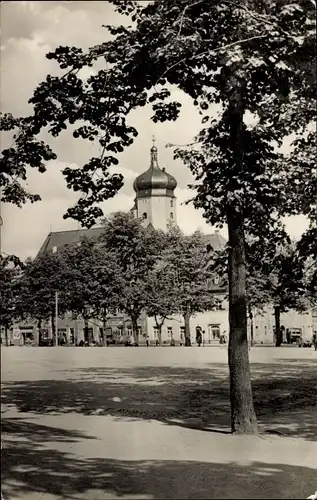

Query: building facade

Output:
[5, 141, 316, 347]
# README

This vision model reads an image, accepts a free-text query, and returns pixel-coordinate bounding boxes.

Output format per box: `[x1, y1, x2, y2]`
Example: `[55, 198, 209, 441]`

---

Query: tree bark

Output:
[248, 304, 254, 347]
[154, 316, 163, 345]
[184, 304, 191, 346]
[5, 326, 9, 347]
[228, 211, 258, 434]
[35, 318, 42, 347]
[132, 316, 139, 344]
[51, 314, 56, 345]
[274, 306, 282, 346]
[102, 318, 107, 346]
[226, 82, 258, 434]
[83, 317, 89, 343]
[158, 324, 162, 345]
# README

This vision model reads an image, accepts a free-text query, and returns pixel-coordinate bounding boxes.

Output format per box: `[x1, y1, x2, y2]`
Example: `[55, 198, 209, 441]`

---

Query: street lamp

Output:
[55, 291, 59, 347]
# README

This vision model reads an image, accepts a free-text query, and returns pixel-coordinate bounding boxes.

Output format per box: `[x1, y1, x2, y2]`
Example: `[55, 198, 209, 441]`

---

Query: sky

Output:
[0, 1, 309, 260]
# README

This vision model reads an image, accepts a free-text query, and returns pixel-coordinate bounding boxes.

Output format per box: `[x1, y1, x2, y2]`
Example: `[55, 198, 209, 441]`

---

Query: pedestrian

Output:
[219, 332, 227, 349]
[196, 327, 202, 347]
[313, 333, 317, 351]
[146, 336, 149, 347]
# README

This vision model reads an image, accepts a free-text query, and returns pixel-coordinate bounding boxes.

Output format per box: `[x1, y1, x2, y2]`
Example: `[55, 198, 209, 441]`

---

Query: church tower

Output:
[132, 138, 177, 231]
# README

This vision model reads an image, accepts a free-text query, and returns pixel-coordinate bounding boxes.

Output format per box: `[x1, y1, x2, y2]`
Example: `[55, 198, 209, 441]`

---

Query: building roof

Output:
[38, 226, 226, 257]
[204, 231, 227, 251]
[37, 227, 105, 256]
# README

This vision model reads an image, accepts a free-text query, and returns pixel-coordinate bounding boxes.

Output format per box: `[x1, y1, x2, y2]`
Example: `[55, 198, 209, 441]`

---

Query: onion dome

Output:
[133, 138, 177, 198]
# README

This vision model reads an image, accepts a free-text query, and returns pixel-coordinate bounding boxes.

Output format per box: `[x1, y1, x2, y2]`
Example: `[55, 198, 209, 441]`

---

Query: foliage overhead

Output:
[0, 0, 315, 231]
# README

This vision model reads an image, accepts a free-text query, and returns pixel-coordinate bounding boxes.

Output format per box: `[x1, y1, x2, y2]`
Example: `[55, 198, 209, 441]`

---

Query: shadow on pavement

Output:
[2, 361, 317, 440]
[1, 420, 316, 499]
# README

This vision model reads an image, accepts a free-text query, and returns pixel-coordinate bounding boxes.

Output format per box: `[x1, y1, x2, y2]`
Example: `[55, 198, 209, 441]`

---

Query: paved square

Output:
[1, 346, 317, 499]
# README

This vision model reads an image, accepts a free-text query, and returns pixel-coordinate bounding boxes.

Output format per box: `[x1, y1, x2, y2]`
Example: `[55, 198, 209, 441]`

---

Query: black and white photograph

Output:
[1, 1, 316, 499]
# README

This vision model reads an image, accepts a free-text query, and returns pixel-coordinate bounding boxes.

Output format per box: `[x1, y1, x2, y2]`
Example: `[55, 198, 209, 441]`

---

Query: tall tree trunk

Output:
[274, 306, 282, 346]
[248, 304, 254, 347]
[51, 314, 56, 345]
[158, 324, 162, 345]
[83, 317, 89, 343]
[102, 318, 106, 346]
[132, 316, 139, 344]
[35, 318, 42, 347]
[228, 211, 258, 434]
[5, 325, 9, 347]
[154, 316, 163, 345]
[226, 85, 257, 434]
[184, 304, 191, 346]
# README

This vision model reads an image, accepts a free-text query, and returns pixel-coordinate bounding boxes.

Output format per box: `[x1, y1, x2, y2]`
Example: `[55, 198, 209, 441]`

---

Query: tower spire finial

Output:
[150, 135, 158, 168]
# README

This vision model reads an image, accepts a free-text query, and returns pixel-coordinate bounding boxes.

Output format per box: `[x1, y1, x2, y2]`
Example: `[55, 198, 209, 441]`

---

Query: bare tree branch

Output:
[174, 0, 204, 39]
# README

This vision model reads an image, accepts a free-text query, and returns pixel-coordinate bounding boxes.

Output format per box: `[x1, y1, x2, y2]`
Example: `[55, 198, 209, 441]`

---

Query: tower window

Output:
[170, 199, 173, 207]
[170, 212, 173, 219]
[142, 212, 147, 220]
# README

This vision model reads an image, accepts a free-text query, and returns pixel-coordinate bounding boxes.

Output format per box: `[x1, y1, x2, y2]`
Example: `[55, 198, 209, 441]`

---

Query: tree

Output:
[245, 227, 315, 346]
[0, 113, 57, 207]
[163, 227, 215, 346]
[15, 251, 68, 344]
[145, 254, 181, 345]
[0, 255, 22, 346]
[61, 236, 125, 344]
[89, 248, 125, 345]
[99, 212, 165, 343]
[63, 237, 123, 344]
[222, 224, 316, 348]
[265, 244, 312, 346]
[289, 132, 317, 306]
[2, 0, 315, 433]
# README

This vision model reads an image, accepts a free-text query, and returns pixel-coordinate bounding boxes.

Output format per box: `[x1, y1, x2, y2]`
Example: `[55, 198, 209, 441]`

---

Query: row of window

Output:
[152, 324, 221, 339]
[142, 212, 174, 220]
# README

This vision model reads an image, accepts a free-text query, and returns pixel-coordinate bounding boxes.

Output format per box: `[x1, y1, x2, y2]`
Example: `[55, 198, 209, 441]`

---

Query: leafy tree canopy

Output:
[14, 251, 69, 323]
[98, 212, 166, 338]
[0, 0, 315, 230]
